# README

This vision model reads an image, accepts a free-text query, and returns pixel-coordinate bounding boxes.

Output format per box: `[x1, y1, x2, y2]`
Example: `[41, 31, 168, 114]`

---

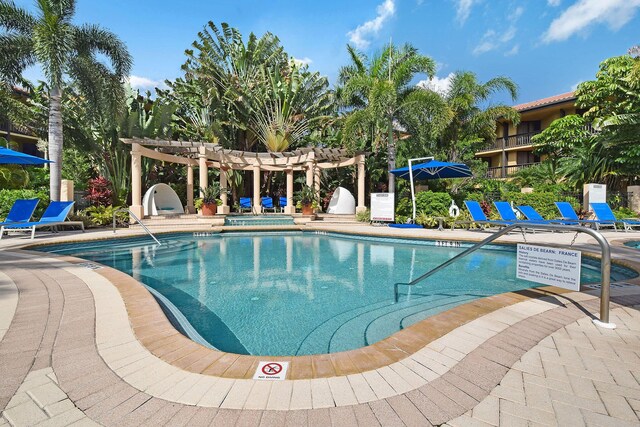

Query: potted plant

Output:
[198, 183, 221, 216]
[295, 184, 319, 215]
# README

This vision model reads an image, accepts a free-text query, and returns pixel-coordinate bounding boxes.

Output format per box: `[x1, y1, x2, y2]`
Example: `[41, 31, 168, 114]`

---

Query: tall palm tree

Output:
[0, 0, 131, 200]
[338, 43, 440, 192]
[438, 71, 519, 162]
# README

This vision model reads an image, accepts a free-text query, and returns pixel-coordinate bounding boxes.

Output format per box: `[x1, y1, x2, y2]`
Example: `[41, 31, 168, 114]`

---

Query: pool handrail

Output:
[113, 207, 161, 245]
[394, 223, 615, 328]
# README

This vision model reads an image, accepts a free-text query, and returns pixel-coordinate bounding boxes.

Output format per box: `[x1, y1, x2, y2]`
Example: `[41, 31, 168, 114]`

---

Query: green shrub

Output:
[0, 189, 49, 219]
[0, 166, 30, 189]
[356, 208, 370, 222]
[81, 205, 129, 227]
[614, 207, 639, 219]
[503, 191, 579, 220]
[396, 191, 452, 218]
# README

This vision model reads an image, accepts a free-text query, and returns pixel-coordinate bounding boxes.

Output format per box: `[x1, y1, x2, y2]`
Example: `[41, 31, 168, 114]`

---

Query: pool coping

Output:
[16, 230, 640, 383]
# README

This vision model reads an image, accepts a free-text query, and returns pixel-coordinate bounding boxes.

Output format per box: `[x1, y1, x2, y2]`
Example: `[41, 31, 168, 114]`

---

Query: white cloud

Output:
[547, 0, 561, 6]
[505, 44, 520, 56]
[472, 7, 523, 55]
[417, 73, 455, 95]
[128, 75, 164, 91]
[455, 0, 480, 24]
[543, 0, 640, 43]
[292, 57, 313, 67]
[570, 80, 584, 91]
[347, 0, 396, 49]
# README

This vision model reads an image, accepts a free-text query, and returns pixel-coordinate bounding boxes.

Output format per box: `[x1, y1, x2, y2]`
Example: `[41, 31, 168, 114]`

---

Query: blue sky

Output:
[16, 0, 640, 105]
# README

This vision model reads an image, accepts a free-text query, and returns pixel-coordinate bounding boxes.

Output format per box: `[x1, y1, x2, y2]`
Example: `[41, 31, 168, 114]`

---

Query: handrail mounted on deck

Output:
[112, 208, 161, 245]
[394, 224, 615, 328]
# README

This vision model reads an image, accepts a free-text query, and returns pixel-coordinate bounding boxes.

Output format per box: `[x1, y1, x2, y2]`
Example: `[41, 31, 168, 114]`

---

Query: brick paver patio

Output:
[0, 226, 639, 426]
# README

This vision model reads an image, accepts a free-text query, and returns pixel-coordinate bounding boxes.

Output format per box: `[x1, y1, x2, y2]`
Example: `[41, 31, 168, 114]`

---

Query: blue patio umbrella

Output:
[391, 157, 472, 220]
[0, 146, 51, 165]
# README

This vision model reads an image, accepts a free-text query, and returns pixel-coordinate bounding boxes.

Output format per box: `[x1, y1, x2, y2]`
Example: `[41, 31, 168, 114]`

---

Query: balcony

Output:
[476, 131, 541, 154]
[0, 120, 35, 137]
[486, 162, 539, 179]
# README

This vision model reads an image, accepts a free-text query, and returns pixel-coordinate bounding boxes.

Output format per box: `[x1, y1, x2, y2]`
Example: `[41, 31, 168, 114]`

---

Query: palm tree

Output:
[244, 62, 334, 152]
[179, 21, 288, 152]
[338, 43, 441, 192]
[0, 0, 131, 200]
[438, 71, 519, 162]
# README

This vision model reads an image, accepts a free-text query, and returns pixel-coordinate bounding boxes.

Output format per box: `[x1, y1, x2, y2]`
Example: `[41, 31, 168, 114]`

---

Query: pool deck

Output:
[0, 224, 639, 426]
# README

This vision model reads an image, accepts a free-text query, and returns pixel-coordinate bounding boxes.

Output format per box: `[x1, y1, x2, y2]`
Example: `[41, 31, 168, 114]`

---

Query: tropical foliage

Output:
[532, 49, 640, 189]
[338, 43, 440, 191]
[0, 0, 131, 201]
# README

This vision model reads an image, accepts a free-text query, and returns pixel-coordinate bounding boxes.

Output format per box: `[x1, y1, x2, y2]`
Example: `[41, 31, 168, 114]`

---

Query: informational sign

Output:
[371, 193, 395, 222]
[516, 244, 581, 291]
[253, 361, 289, 381]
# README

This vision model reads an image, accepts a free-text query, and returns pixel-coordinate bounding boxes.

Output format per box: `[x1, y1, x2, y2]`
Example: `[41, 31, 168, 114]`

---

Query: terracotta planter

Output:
[302, 205, 314, 215]
[201, 203, 217, 216]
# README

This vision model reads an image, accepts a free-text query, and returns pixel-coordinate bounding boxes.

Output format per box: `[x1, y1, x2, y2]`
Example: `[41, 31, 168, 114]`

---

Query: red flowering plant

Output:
[85, 176, 113, 206]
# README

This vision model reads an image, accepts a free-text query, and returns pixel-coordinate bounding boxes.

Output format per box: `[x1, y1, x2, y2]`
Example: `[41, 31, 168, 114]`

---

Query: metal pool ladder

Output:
[112, 207, 161, 245]
[394, 223, 615, 328]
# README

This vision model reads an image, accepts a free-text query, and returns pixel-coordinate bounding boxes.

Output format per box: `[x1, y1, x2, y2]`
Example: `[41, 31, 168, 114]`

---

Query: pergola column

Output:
[198, 147, 208, 197]
[285, 168, 295, 214]
[129, 143, 143, 221]
[186, 164, 194, 213]
[356, 154, 367, 214]
[219, 164, 230, 214]
[253, 165, 261, 214]
[314, 165, 321, 203]
[305, 161, 314, 188]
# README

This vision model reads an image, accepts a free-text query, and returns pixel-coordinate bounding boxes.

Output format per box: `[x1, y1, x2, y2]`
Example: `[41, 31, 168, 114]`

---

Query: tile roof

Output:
[513, 91, 576, 112]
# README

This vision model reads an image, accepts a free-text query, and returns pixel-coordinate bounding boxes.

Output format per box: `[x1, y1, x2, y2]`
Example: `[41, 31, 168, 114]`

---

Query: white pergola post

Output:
[219, 164, 230, 214]
[198, 147, 208, 197]
[186, 164, 194, 213]
[314, 165, 321, 204]
[305, 161, 314, 188]
[356, 154, 366, 213]
[129, 144, 144, 221]
[253, 165, 261, 214]
[285, 168, 295, 214]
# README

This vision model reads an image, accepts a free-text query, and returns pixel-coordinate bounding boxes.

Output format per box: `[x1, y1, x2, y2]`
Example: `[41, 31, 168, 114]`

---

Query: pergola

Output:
[122, 138, 367, 217]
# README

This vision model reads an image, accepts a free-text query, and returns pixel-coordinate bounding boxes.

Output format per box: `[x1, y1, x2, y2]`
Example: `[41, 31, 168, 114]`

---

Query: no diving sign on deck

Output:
[253, 361, 289, 381]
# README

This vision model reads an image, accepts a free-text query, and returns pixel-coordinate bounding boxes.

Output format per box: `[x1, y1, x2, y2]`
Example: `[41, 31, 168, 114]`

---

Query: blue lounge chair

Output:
[591, 202, 639, 232]
[494, 201, 529, 222]
[261, 196, 276, 213]
[554, 202, 606, 229]
[0, 199, 39, 226]
[517, 205, 577, 226]
[239, 197, 252, 213]
[1, 201, 84, 240]
[279, 196, 287, 212]
[452, 200, 511, 230]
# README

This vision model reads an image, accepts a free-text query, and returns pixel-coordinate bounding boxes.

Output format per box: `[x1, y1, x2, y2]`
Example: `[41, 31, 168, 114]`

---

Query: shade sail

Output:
[390, 160, 472, 180]
[0, 146, 51, 165]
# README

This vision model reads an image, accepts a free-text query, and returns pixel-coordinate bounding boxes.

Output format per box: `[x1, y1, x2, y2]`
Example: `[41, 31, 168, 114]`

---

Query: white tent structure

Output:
[142, 183, 184, 216]
[326, 187, 356, 214]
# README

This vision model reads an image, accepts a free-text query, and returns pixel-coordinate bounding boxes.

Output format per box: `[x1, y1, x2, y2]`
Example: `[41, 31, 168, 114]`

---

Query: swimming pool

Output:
[624, 241, 640, 249]
[38, 232, 637, 356]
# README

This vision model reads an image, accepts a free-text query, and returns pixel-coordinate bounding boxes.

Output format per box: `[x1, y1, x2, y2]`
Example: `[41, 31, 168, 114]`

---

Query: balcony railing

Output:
[0, 120, 35, 137]
[477, 131, 542, 153]
[486, 162, 539, 179]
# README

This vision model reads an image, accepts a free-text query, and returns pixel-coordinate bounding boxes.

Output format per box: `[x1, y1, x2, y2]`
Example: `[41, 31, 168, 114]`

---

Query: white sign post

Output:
[371, 193, 395, 222]
[516, 244, 582, 291]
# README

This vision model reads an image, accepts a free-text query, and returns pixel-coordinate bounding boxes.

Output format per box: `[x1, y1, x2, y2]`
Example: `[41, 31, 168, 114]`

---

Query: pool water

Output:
[624, 241, 640, 249]
[38, 232, 637, 356]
